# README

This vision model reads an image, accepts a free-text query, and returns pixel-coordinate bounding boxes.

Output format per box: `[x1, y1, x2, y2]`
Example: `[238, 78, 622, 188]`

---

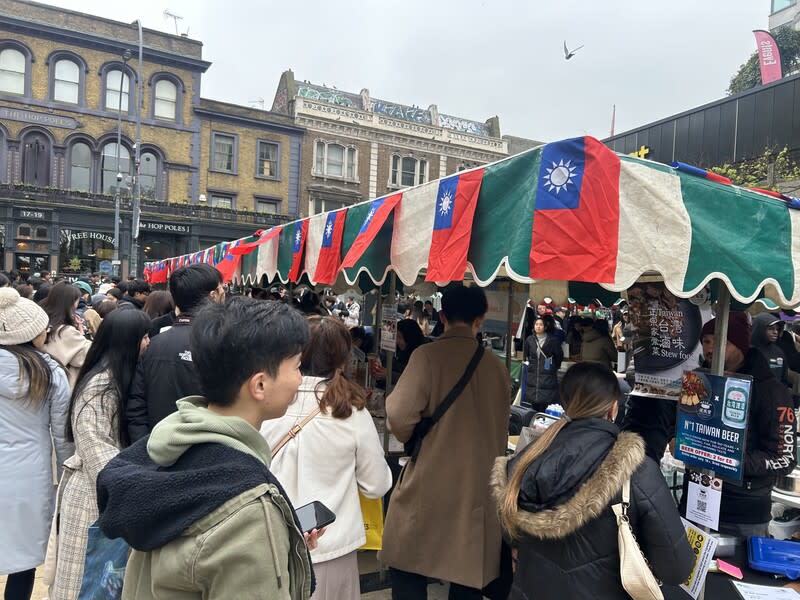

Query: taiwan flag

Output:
[530, 137, 621, 282]
[341, 193, 402, 269]
[203, 247, 215, 265]
[314, 209, 347, 285]
[288, 220, 309, 282]
[216, 240, 242, 282]
[230, 226, 283, 256]
[426, 169, 484, 281]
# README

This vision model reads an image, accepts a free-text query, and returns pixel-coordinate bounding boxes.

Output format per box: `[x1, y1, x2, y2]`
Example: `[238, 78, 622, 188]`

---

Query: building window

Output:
[154, 79, 177, 120]
[391, 155, 428, 187]
[312, 197, 348, 215]
[35, 226, 48, 239]
[21, 132, 50, 186]
[53, 59, 79, 104]
[138, 151, 159, 200]
[105, 69, 130, 111]
[256, 140, 280, 179]
[314, 141, 357, 180]
[772, 0, 796, 12]
[211, 132, 237, 173]
[0, 48, 25, 95]
[255, 197, 280, 214]
[69, 142, 92, 191]
[17, 225, 31, 238]
[209, 192, 234, 209]
[101, 142, 131, 195]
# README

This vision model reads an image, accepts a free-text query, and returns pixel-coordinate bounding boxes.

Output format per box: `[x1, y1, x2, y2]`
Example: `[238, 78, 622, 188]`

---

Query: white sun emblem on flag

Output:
[365, 207, 375, 225]
[325, 221, 334, 239]
[543, 159, 577, 194]
[295, 229, 302, 244]
[439, 190, 453, 216]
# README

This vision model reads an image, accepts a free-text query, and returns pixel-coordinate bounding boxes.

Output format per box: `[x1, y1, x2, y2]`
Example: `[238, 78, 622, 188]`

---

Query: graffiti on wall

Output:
[439, 114, 490, 136]
[297, 85, 358, 108]
[272, 87, 289, 114]
[372, 100, 432, 124]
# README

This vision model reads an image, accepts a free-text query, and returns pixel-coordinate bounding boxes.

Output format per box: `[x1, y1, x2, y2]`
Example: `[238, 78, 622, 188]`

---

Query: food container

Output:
[748, 536, 800, 579]
[776, 468, 800, 496]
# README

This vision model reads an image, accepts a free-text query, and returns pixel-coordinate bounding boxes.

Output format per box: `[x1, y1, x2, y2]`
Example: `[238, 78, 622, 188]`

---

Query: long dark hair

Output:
[301, 315, 365, 419]
[66, 309, 150, 447]
[40, 281, 80, 343]
[500, 362, 620, 539]
[2, 343, 53, 408]
[143, 290, 174, 318]
[396, 319, 426, 363]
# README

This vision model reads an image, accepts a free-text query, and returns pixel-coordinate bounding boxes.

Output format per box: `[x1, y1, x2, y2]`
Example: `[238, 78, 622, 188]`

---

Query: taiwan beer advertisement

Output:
[674, 370, 752, 482]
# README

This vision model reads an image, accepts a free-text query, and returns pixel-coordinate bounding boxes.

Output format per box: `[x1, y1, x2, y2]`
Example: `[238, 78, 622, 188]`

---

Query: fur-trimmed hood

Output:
[491, 424, 645, 540]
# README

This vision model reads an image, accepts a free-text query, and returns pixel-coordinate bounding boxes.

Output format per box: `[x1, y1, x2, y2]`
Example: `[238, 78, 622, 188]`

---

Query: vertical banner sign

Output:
[674, 371, 752, 482]
[627, 282, 705, 399]
[380, 307, 398, 353]
[753, 30, 783, 85]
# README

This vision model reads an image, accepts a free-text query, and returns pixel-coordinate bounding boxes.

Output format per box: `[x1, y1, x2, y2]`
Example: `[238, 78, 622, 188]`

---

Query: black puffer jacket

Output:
[126, 315, 202, 442]
[752, 313, 789, 385]
[523, 333, 563, 410]
[491, 419, 693, 600]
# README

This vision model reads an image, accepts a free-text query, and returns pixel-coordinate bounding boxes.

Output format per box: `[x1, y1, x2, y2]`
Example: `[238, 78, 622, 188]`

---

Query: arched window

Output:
[105, 70, 130, 111]
[69, 142, 92, 191]
[53, 59, 79, 104]
[154, 79, 177, 120]
[0, 48, 25, 95]
[21, 132, 50, 186]
[138, 151, 159, 200]
[101, 142, 130, 195]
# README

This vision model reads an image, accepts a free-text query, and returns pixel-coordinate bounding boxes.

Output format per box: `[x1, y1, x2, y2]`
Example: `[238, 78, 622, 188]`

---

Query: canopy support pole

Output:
[506, 281, 514, 371]
[710, 286, 731, 377]
[381, 272, 397, 455]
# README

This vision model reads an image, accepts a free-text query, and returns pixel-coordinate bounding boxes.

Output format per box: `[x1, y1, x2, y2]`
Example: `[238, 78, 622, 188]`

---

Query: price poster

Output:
[674, 370, 752, 482]
[680, 518, 719, 599]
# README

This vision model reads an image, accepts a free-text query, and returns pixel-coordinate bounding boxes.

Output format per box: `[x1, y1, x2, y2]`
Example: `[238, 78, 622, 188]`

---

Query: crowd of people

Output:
[0, 270, 796, 600]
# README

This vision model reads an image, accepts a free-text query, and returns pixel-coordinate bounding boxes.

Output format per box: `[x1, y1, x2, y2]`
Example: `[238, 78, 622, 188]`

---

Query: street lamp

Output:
[112, 48, 132, 277]
[129, 19, 143, 279]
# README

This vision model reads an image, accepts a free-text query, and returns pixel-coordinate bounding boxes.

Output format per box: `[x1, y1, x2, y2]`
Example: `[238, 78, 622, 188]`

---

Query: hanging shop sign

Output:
[627, 281, 707, 400]
[674, 371, 752, 482]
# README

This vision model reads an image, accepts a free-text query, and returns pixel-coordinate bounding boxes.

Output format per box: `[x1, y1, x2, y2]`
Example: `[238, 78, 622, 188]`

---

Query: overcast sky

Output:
[43, 0, 767, 142]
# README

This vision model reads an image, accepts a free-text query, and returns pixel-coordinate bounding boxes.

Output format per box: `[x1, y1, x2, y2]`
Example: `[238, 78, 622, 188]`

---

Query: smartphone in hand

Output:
[295, 500, 336, 534]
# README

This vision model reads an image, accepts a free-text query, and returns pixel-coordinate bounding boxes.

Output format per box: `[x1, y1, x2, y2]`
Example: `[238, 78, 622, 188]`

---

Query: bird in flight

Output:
[563, 41, 584, 60]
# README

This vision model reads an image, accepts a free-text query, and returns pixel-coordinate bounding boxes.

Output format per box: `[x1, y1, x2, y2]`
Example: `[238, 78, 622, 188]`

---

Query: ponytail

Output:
[316, 368, 366, 419]
[500, 362, 621, 540]
[500, 417, 570, 539]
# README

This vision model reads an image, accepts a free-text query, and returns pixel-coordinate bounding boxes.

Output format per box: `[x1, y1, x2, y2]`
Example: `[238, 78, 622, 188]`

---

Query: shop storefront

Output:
[59, 229, 116, 276]
[12, 207, 52, 275]
[139, 221, 193, 265]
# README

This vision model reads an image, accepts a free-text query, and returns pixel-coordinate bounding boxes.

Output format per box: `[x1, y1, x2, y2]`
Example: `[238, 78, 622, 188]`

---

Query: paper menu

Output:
[731, 581, 800, 599]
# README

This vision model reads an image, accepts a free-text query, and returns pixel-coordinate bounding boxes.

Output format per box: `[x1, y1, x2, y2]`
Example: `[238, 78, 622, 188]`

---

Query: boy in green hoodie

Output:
[97, 297, 319, 600]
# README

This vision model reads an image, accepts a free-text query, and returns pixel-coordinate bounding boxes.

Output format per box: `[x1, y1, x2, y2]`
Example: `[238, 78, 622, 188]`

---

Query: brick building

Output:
[0, 0, 299, 277]
[270, 70, 516, 216]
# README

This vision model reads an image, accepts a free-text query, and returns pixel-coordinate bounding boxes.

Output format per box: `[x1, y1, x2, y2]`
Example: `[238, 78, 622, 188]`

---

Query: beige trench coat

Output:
[49, 371, 121, 600]
[379, 325, 510, 589]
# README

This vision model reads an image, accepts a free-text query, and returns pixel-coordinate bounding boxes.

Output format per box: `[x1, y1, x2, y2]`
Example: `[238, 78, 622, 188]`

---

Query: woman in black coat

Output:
[492, 363, 693, 600]
[523, 315, 563, 411]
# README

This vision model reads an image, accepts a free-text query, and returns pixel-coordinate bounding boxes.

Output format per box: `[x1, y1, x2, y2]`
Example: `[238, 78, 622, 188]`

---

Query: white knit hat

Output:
[0, 287, 49, 345]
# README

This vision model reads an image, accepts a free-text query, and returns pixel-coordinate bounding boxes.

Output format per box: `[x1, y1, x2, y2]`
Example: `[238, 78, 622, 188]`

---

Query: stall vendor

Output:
[681, 312, 796, 537]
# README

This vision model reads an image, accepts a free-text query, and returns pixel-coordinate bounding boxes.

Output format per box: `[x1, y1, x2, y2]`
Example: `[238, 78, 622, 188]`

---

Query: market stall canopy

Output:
[149, 136, 800, 306]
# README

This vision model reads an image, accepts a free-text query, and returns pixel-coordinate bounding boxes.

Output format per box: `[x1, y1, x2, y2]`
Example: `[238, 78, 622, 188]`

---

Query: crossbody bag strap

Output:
[429, 343, 485, 428]
[272, 407, 322, 457]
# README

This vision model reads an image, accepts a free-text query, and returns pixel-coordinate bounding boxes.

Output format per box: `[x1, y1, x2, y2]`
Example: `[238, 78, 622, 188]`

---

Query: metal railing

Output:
[0, 183, 293, 227]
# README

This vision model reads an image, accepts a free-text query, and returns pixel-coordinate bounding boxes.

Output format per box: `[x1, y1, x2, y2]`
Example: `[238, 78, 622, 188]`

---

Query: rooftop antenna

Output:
[163, 9, 183, 35]
[248, 97, 265, 110]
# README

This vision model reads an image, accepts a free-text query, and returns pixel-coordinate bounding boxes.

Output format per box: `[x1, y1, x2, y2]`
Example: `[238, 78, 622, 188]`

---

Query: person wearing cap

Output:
[682, 312, 797, 537]
[752, 313, 790, 386]
[73, 280, 93, 321]
[0, 288, 72, 600]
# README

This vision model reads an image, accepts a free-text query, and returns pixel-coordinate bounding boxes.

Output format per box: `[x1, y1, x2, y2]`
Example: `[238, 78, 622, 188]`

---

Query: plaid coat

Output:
[49, 371, 121, 600]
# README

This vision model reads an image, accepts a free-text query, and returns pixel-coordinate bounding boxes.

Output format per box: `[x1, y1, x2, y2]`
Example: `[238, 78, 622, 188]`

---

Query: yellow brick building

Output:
[0, 0, 300, 277]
